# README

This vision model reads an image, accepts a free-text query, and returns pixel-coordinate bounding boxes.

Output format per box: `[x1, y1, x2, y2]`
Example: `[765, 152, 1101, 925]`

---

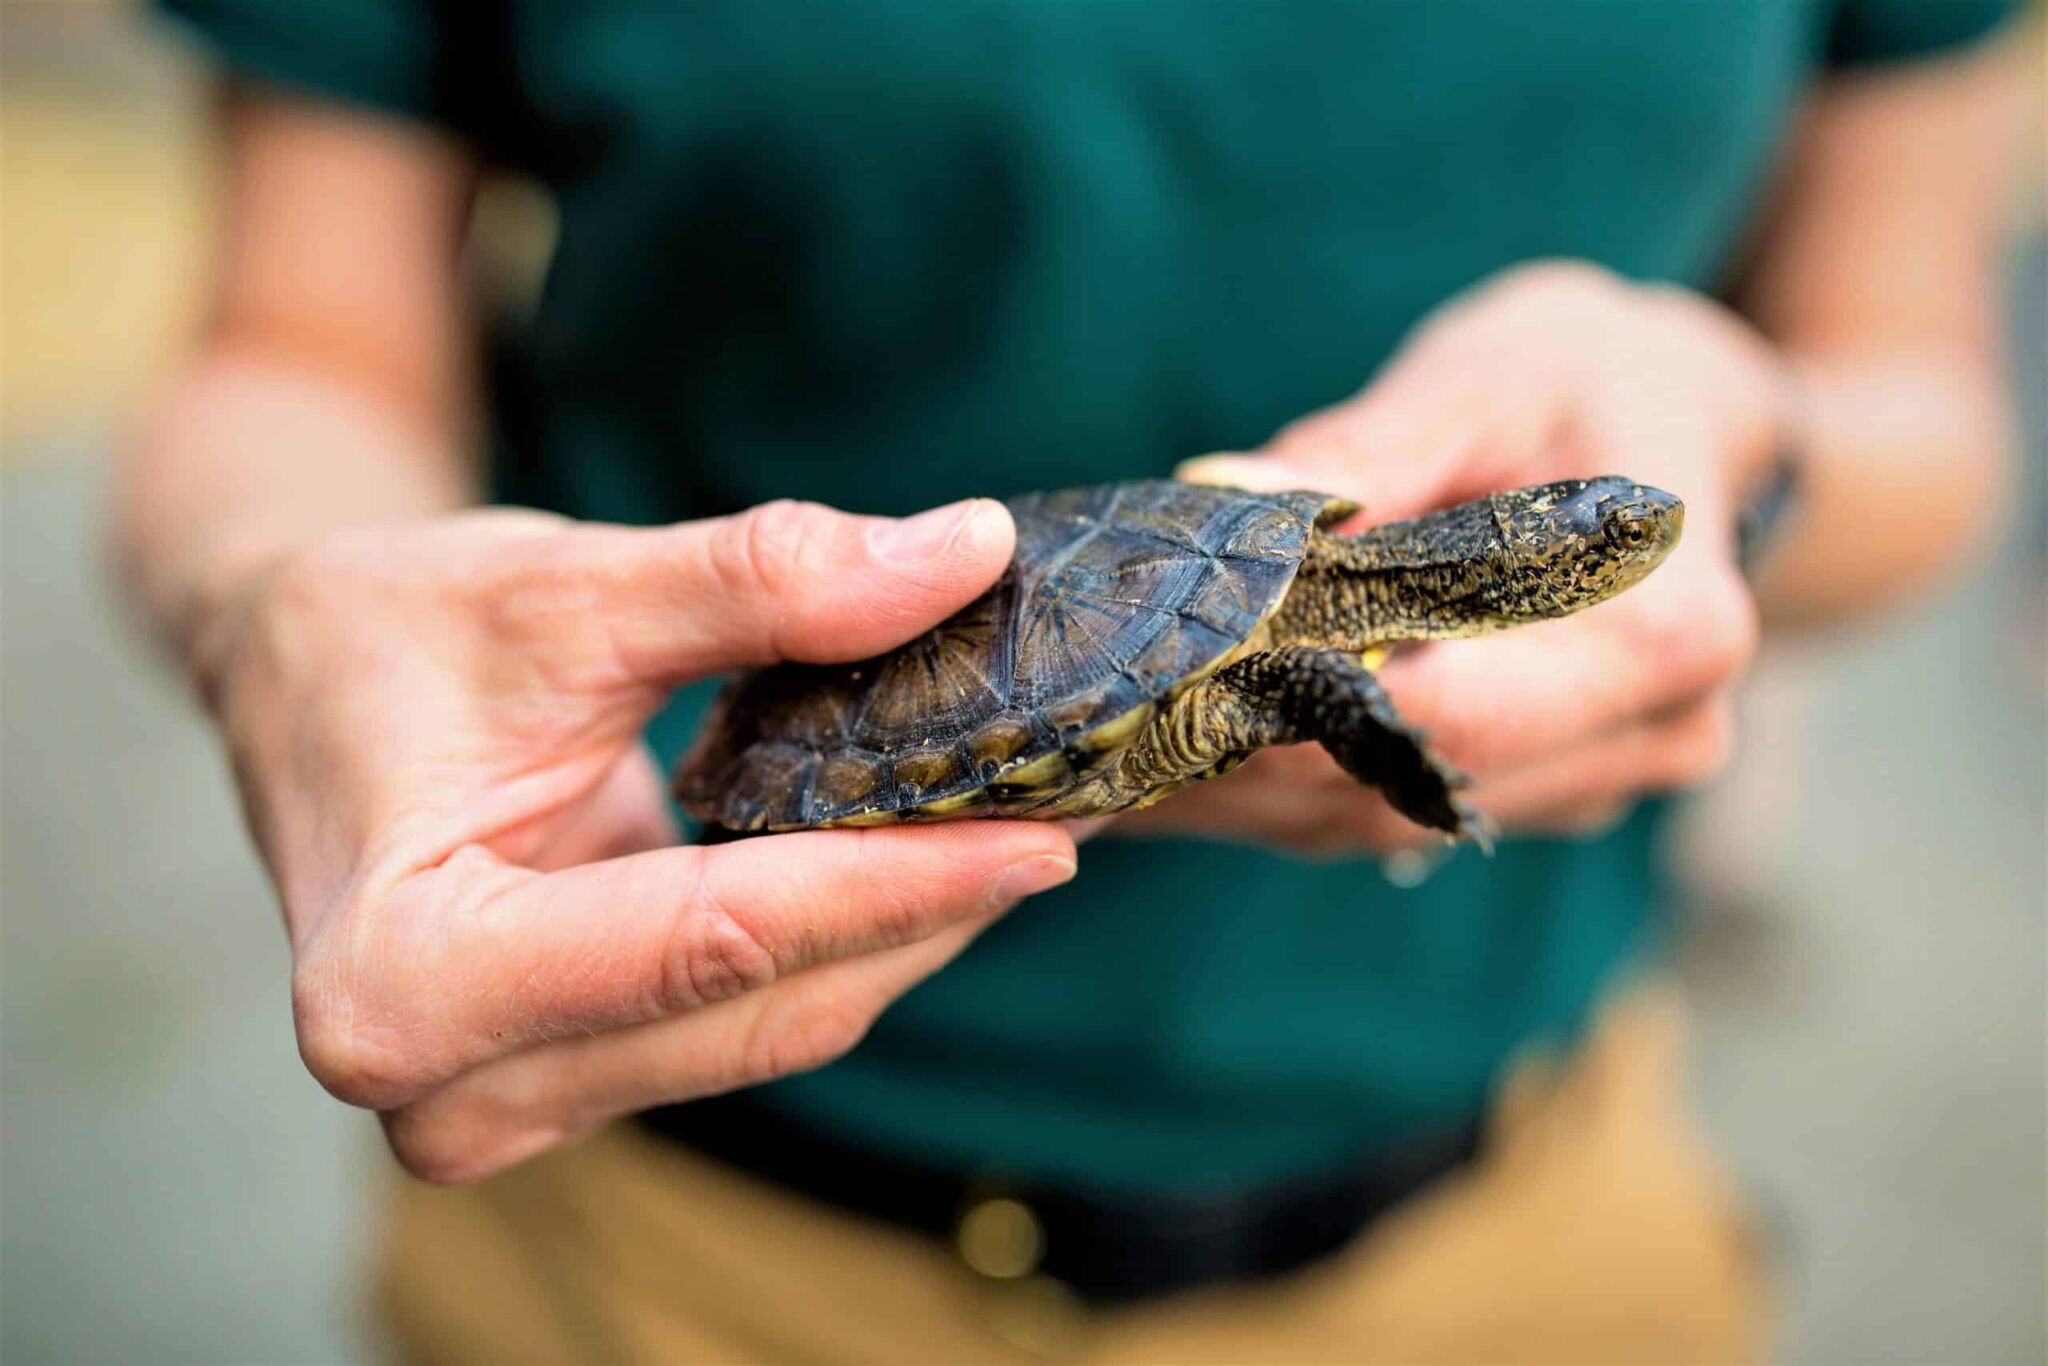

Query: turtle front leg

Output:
[1126, 646, 1492, 846]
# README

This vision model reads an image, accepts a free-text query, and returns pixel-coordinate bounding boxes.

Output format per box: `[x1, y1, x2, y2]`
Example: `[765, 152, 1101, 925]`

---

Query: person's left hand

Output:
[1119, 261, 1783, 853]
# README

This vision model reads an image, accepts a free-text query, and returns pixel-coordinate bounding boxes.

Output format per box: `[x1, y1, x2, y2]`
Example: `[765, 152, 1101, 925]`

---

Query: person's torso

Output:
[473, 0, 1818, 1193]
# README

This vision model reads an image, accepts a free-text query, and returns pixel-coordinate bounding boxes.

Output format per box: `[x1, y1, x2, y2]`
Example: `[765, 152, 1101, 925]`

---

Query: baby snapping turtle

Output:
[676, 477, 1681, 843]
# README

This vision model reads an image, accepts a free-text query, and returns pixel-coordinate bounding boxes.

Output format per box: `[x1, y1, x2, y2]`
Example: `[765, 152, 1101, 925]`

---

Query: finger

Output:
[1174, 267, 1674, 523]
[1463, 698, 1736, 830]
[1113, 689, 1732, 855]
[1228, 702, 1725, 852]
[561, 496, 1016, 683]
[294, 821, 1074, 1109]
[381, 914, 995, 1183]
[1379, 562, 1756, 775]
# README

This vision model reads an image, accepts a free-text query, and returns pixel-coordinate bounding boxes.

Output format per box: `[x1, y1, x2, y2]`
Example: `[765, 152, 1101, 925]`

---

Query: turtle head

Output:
[1480, 476, 1683, 623]
[1279, 475, 1683, 646]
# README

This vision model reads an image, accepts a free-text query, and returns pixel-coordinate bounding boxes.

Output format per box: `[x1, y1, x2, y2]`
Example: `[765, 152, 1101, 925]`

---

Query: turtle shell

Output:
[676, 480, 1340, 831]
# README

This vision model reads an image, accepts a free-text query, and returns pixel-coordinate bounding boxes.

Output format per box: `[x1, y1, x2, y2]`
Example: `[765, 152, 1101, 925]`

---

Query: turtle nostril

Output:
[1663, 502, 1685, 545]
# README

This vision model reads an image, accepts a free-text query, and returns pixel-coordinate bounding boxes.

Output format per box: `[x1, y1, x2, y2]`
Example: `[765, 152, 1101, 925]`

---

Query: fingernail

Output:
[869, 499, 983, 562]
[1174, 453, 1246, 486]
[987, 853, 1077, 907]
[1176, 454, 1286, 489]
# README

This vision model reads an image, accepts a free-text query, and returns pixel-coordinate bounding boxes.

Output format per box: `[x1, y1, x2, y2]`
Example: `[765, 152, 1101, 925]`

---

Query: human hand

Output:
[1127, 262, 1781, 853]
[199, 498, 1076, 1181]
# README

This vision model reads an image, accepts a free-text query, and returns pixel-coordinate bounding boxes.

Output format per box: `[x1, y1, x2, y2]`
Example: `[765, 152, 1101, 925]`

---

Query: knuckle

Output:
[292, 966, 420, 1109]
[722, 499, 827, 603]
[662, 864, 781, 1012]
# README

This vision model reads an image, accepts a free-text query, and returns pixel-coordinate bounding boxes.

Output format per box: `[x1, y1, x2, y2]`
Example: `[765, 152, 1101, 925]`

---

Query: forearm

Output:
[1751, 343, 2012, 628]
[116, 343, 476, 684]
[114, 87, 482, 685]
[1739, 35, 2024, 631]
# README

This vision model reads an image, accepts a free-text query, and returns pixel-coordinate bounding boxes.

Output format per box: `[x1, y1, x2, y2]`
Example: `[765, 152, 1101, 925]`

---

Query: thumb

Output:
[1175, 449, 1309, 495]
[1176, 406, 1473, 524]
[1175, 445, 1405, 528]
[1176, 358, 1537, 523]
[582, 497, 1015, 683]
[1176, 434, 1430, 522]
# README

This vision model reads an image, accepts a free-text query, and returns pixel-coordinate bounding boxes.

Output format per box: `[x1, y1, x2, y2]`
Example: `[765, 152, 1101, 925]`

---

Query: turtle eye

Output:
[1604, 510, 1651, 552]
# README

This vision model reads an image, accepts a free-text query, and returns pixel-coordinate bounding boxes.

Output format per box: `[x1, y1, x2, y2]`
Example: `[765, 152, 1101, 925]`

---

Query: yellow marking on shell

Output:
[826, 809, 898, 828]
[997, 749, 1072, 791]
[1359, 645, 1391, 671]
[1075, 701, 1156, 754]
[915, 790, 990, 817]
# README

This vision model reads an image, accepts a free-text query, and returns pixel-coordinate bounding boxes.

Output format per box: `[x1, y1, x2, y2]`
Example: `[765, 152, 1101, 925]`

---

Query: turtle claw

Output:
[1457, 806, 1499, 857]
[1383, 803, 1495, 884]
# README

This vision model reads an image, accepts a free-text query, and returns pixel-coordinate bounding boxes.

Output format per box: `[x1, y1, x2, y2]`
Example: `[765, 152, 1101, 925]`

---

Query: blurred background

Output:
[1, 3, 2042, 1362]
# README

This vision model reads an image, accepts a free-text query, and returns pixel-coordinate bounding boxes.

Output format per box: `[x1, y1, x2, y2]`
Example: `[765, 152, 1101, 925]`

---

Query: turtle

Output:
[675, 476, 1683, 845]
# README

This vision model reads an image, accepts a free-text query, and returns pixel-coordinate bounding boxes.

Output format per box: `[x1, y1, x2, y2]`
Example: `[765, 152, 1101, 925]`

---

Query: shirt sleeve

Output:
[153, 0, 447, 127]
[1824, 0, 2021, 67]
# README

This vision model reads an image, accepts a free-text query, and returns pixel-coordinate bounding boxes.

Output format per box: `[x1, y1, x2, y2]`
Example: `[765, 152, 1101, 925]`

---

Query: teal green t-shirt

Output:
[166, 0, 2011, 1196]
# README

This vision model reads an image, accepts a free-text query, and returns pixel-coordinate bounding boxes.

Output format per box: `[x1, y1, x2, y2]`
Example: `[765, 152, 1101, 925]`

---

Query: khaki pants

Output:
[376, 985, 1766, 1364]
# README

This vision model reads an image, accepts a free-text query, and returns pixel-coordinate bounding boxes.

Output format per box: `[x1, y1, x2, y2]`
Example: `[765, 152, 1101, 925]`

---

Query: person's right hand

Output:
[197, 497, 1077, 1183]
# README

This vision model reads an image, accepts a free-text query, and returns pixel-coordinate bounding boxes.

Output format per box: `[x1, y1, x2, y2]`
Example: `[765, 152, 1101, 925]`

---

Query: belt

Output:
[637, 1093, 1481, 1304]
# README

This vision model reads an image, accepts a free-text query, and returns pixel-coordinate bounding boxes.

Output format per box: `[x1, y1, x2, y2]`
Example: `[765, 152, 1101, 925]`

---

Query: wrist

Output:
[175, 540, 301, 714]
[1734, 367, 1812, 574]
[120, 352, 479, 700]
[1697, 300, 1797, 508]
